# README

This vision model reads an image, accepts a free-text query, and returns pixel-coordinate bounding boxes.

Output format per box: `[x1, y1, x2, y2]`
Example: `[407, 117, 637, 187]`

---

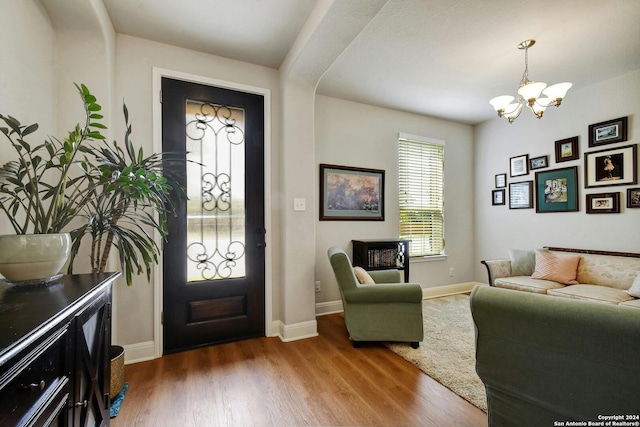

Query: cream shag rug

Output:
[385, 294, 487, 412]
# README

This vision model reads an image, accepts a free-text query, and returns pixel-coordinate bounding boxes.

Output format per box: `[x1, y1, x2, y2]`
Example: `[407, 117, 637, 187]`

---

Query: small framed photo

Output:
[509, 181, 534, 209]
[627, 188, 640, 208]
[588, 116, 628, 147]
[319, 163, 384, 220]
[495, 173, 507, 188]
[492, 189, 505, 205]
[586, 192, 620, 214]
[555, 136, 579, 163]
[529, 155, 549, 170]
[535, 166, 579, 213]
[584, 144, 637, 188]
[510, 154, 529, 177]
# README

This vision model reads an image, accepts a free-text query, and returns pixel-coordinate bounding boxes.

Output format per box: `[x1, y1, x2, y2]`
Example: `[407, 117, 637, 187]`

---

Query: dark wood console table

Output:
[0, 272, 120, 427]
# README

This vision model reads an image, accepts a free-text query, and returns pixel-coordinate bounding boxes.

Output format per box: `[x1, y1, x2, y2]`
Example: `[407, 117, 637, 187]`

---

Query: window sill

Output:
[410, 254, 448, 263]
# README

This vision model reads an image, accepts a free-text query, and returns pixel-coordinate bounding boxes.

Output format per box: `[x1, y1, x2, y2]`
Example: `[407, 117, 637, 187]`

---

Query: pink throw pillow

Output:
[531, 250, 580, 285]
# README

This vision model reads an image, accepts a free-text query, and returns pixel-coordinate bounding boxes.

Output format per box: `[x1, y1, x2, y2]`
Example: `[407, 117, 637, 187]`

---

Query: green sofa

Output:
[327, 246, 423, 347]
[471, 285, 640, 426]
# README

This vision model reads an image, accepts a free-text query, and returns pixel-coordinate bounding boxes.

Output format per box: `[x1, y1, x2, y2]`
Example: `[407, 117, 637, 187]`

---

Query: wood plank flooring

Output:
[111, 313, 487, 426]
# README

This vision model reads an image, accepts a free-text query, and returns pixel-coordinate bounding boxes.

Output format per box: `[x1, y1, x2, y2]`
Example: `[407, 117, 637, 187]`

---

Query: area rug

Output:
[385, 294, 487, 411]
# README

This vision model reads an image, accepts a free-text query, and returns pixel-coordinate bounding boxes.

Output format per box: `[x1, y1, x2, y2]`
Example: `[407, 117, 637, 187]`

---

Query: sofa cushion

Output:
[576, 253, 640, 290]
[531, 250, 580, 285]
[627, 271, 640, 297]
[353, 266, 375, 285]
[548, 284, 635, 305]
[494, 276, 565, 294]
[509, 249, 536, 276]
[619, 298, 640, 309]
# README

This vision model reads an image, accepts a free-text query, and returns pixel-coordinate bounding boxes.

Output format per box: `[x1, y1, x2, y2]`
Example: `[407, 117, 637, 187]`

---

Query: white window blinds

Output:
[398, 134, 445, 257]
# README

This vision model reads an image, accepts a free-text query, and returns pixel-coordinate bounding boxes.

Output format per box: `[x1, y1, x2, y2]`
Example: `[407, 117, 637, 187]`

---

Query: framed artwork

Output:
[628, 188, 640, 208]
[509, 181, 533, 209]
[588, 116, 628, 147]
[584, 144, 637, 188]
[586, 192, 620, 214]
[510, 154, 529, 177]
[555, 136, 579, 163]
[529, 155, 549, 170]
[495, 173, 507, 188]
[319, 163, 384, 220]
[535, 166, 579, 213]
[492, 189, 505, 206]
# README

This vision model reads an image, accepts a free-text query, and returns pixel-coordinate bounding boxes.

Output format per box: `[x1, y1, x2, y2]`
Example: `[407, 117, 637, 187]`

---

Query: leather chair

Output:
[327, 246, 424, 348]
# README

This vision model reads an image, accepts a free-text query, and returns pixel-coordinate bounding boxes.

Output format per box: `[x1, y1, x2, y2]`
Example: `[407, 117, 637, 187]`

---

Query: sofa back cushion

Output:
[575, 253, 640, 290]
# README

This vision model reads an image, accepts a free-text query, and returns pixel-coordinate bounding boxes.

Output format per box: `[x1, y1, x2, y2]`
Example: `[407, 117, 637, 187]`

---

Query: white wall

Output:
[314, 95, 475, 306]
[0, 0, 56, 235]
[474, 70, 640, 281]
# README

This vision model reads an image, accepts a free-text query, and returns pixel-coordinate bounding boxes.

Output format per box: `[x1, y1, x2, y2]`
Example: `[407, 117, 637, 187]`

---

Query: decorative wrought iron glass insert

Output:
[185, 100, 246, 282]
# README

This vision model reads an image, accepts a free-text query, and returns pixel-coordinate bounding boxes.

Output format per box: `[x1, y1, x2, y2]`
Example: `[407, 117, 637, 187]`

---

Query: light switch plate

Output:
[293, 198, 306, 211]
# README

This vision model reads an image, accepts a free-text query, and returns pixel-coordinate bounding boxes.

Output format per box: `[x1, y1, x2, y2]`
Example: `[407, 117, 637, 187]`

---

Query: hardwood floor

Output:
[111, 314, 487, 426]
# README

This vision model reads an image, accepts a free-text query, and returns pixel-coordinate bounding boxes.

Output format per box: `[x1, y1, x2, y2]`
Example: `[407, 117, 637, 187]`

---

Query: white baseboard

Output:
[315, 300, 343, 316]
[422, 282, 485, 299]
[122, 341, 156, 365]
[273, 320, 319, 342]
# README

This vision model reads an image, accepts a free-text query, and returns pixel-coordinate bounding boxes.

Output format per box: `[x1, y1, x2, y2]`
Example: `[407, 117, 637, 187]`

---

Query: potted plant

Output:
[0, 84, 184, 285]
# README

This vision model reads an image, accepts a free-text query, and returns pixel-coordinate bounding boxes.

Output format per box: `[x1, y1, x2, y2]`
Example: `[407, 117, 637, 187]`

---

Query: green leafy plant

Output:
[0, 84, 185, 285]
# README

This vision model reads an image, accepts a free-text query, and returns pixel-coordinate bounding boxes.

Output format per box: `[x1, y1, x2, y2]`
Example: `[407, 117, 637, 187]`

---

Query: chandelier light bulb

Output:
[489, 40, 571, 123]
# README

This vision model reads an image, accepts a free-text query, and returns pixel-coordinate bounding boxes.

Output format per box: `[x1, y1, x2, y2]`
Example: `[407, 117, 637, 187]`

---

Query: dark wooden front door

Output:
[162, 77, 265, 354]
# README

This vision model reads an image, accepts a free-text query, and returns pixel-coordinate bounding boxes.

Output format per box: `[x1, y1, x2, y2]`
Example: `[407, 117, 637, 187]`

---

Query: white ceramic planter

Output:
[0, 233, 71, 282]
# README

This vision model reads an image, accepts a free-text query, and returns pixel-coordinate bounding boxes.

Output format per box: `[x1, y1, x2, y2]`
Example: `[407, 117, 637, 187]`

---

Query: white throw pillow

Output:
[353, 266, 375, 285]
[628, 271, 640, 298]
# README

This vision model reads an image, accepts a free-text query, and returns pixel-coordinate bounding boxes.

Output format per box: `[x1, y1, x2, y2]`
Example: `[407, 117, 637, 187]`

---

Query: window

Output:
[398, 133, 445, 257]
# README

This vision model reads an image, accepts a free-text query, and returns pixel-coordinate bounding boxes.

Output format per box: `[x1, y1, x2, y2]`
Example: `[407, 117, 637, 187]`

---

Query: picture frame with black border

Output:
[510, 154, 529, 177]
[492, 189, 505, 206]
[586, 192, 620, 214]
[535, 166, 579, 213]
[584, 144, 637, 188]
[319, 163, 385, 220]
[509, 181, 533, 209]
[530, 155, 549, 170]
[628, 188, 640, 208]
[588, 116, 628, 147]
[495, 173, 507, 188]
[555, 136, 579, 163]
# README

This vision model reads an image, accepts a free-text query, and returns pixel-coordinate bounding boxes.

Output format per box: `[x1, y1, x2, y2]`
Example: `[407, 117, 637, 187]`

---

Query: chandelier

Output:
[489, 39, 572, 123]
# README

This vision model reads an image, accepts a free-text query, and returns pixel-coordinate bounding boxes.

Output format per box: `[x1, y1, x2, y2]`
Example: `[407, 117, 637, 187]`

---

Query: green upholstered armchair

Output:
[327, 246, 424, 348]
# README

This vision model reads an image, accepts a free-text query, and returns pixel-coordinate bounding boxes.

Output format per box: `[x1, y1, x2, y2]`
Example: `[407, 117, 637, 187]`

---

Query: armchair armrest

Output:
[481, 259, 511, 286]
[344, 283, 423, 304]
[368, 269, 402, 283]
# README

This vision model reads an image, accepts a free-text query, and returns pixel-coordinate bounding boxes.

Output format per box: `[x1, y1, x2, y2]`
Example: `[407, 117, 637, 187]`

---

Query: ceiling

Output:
[103, 0, 640, 125]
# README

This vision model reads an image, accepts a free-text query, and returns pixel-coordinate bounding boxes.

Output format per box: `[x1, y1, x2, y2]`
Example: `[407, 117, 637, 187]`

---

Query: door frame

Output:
[151, 67, 273, 359]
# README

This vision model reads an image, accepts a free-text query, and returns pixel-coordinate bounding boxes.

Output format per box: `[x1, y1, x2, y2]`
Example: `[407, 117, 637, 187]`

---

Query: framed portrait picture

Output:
[555, 136, 579, 163]
[586, 192, 620, 214]
[319, 163, 384, 220]
[492, 189, 505, 206]
[510, 154, 529, 177]
[535, 166, 579, 213]
[588, 116, 628, 147]
[529, 155, 549, 170]
[495, 173, 507, 188]
[509, 181, 533, 209]
[628, 188, 640, 208]
[584, 144, 637, 188]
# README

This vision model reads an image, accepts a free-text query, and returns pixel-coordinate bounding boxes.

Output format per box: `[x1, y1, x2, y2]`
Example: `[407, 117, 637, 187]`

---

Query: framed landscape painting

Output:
[535, 166, 579, 213]
[555, 136, 579, 163]
[588, 116, 628, 147]
[319, 164, 385, 220]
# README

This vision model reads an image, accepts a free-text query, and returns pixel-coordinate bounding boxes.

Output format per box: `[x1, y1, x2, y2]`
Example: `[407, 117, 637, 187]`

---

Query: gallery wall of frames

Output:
[491, 116, 639, 214]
